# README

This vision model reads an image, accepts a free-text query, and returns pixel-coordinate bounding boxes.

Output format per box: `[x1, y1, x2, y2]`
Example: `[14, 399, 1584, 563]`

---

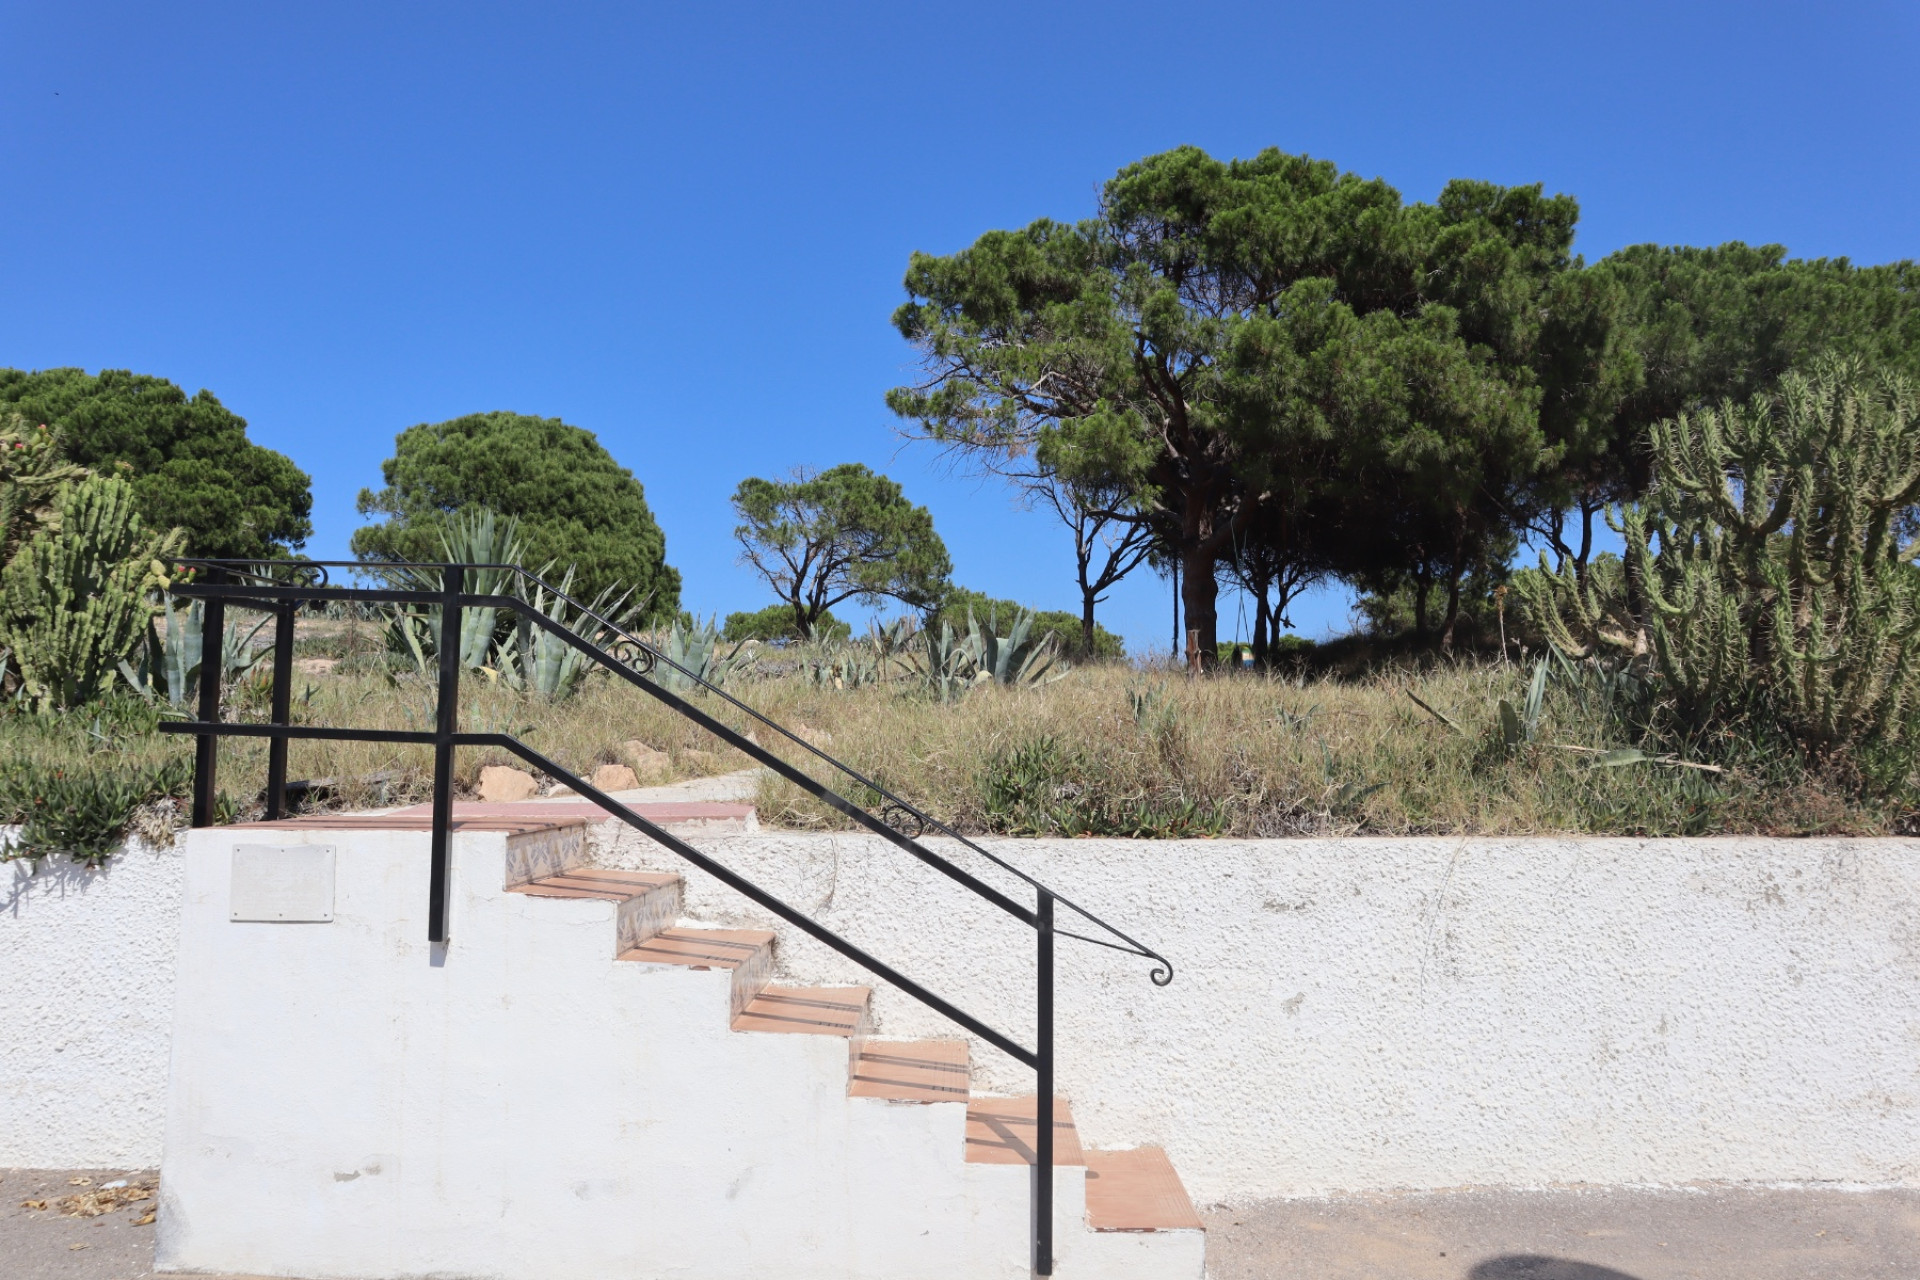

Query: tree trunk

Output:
[1080, 590, 1096, 660]
[1412, 572, 1432, 645]
[1252, 590, 1271, 666]
[1439, 571, 1463, 654]
[1180, 544, 1220, 665]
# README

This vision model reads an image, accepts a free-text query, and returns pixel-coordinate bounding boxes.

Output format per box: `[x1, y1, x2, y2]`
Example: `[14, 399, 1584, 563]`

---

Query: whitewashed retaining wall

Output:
[595, 831, 1920, 1202]
[5, 829, 1918, 1203]
[1, 837, 183, 1167]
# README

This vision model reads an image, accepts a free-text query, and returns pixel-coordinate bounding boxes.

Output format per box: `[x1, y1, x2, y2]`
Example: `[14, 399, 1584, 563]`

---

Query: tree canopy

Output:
[0, 368, 312, 560]
[731, 463, 950, 640]
[893, 145, 1920, 661]
[352, 411, 680, 617]
[889, 146, 1616, 656]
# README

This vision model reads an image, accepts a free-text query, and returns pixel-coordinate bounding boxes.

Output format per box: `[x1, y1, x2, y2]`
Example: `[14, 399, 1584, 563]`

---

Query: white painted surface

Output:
[1, 837, 183, 1168]
[591, 830, 1920, 1201]
[6, 825, 1918, 1211]
[155, 826, 1199, 1280]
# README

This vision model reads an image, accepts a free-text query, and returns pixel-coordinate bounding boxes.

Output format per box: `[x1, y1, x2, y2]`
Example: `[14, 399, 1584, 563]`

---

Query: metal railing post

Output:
[190, 567, 227, 827]
[428, 564, 464, 943]
[1034, 888, 1055, 1275]
[265, 598, 296, 820]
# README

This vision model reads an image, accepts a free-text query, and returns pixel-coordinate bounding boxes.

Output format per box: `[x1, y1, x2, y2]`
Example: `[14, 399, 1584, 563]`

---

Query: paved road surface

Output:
[1204, 1184, 1920, 1279]
[9, 1168, 1918, 1279]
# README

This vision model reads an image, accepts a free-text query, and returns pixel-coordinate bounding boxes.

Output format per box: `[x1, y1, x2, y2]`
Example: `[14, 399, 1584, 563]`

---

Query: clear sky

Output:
[2, 1, 1915, 653]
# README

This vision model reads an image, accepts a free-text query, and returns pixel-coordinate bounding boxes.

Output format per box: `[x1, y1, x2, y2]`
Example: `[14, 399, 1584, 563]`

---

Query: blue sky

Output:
[2, 1, 1915, 653]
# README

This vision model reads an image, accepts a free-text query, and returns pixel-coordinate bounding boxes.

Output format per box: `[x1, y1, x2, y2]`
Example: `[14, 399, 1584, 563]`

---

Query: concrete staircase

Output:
[157, 811, 1204, 1280]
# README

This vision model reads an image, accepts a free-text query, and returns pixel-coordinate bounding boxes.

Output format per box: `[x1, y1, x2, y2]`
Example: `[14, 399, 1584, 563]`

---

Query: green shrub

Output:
[724, 604, 850, 644]
[927, 587, 1123, 661]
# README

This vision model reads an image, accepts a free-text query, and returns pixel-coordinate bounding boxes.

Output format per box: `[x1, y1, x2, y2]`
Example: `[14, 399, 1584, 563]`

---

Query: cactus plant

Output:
[1523, 360, 1920, 748]
[0, 415, 88, 564]
[0, 477, 183, 710]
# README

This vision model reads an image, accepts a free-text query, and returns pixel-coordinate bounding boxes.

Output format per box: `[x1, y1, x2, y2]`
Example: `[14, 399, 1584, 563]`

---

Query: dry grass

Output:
[5, 611, 1897, 838]
[214, 615, 1899, 836]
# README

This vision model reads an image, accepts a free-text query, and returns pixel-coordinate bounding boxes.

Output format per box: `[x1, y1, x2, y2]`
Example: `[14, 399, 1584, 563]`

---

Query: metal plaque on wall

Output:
[230, 845, 336, 923]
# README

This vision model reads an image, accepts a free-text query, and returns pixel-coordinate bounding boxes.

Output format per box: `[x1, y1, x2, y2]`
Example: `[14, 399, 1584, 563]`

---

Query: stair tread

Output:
[510, 869, 678, 901]
[850, 1039, 970, 1102]
[964, 1095, 1086, 1166]
[620, 927, 774, 969]
[1084, 1147, 1204, 1232]
[732, 985, 870, 1037]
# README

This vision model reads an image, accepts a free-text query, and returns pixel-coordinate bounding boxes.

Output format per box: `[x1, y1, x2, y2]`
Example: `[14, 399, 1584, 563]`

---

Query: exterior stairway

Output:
[157, 812, 1204, 1280]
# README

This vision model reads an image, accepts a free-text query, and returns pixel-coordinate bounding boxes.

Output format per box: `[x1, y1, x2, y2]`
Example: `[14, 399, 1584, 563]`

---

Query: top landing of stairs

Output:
[226, 799, 754, 836]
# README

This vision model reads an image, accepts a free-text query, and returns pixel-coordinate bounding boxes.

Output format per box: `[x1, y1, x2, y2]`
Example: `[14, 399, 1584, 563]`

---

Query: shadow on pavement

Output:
[1471, 1258, 1644, 1280]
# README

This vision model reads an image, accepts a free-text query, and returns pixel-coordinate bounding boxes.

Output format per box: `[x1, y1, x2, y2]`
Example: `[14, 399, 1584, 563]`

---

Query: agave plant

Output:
[495, 570, 639, 700]
[903, 619, 975, 702]
[652, 617, 751, 693]
[806, 643, 882, 690]
[964, 608, 1066, 687]
[120, 594, 271, 708]
[379, 507, 531, 674]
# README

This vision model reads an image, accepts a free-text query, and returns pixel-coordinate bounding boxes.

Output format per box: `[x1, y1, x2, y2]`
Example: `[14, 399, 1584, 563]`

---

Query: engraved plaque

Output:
[230, 845, 336, 922]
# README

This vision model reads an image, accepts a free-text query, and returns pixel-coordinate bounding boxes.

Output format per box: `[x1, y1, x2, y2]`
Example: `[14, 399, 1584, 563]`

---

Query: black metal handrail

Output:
[158, 557, 1175, 1275]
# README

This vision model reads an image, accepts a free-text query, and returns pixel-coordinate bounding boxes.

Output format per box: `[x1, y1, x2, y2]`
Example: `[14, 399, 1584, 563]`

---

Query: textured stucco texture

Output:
[590, 830, 1920, 1202]
[6, 829, 1919, 1204]
[2, 839, 183, 1168]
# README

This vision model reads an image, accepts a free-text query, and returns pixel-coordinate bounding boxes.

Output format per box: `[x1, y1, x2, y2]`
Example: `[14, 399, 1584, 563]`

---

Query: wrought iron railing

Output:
[158, 558, 1173, 1274]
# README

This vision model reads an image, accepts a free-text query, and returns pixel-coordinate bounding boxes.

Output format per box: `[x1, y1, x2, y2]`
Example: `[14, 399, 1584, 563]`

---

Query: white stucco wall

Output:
[1, 837, 183, 1167]
[5, 826, 1918, 1204]
[592, 831, 1920, 1202]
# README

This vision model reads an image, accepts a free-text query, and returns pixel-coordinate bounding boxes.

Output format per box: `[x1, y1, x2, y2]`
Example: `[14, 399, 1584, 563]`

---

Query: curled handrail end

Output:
[1148, 958, 1175, 987]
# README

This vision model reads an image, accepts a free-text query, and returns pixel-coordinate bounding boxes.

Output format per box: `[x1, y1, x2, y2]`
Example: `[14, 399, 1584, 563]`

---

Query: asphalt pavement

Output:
[8, 1168, 1918, 1279]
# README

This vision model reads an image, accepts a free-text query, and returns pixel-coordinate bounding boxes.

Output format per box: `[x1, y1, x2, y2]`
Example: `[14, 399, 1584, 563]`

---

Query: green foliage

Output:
[927, 587, 1123, 660]
[724, 603, 850, 644]
[1496, 658, 1550, 755]
[904, 608, 1068, 700]
[0, 477, 184, 711]
[731, 463, 951, 639]
[119, 596, 271, 708]
[653, 617, 750, 693]
[379, 508, 642, 701]
[890, 145, 1593, 657]
[1526, 361, 1920, 750]
[979, 735, 1225, 838]
[0, 415, 89, 564]
[0, 367, 312, 559]
[0, 755, 192, 865]
[353, 411, 680, 617]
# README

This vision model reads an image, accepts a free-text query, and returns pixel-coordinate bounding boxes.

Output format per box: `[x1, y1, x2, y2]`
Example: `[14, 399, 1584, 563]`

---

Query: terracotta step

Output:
[1084, 1147, 1204, 1232]
[509, 869, 682, 954]
[620, 927, 776, 1020]
[850, 1039, 970, 1103]
[733, 986, 871, 1037]
[964, 1095, 1086, 1166]
[508, 868, 677, 901]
